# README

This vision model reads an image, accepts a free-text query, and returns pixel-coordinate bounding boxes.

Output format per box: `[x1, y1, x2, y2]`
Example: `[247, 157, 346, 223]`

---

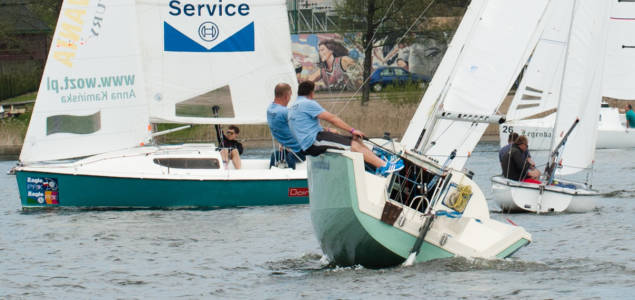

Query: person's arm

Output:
[236, 141, 244, 155]
[307, 69, 321, 82]
[317, 111, 365, 139]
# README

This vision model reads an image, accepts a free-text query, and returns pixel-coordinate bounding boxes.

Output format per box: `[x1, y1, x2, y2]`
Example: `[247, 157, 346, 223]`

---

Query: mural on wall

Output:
[291, 33, 447, 92]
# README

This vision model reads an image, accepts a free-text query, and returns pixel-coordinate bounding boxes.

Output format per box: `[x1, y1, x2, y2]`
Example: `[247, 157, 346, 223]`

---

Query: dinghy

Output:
[307, 0, 548, 268]
[14, 0, 308, 209]
[492, 0, 610, 213]
[500, 0, 635, 150]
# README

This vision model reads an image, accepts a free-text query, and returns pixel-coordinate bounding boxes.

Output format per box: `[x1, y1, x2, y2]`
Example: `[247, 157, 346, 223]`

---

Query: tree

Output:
[334, 0, 468, 105]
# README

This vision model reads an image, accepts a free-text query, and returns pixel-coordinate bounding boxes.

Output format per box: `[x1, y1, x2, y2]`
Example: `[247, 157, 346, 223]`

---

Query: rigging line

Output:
[333, 0, 438, 116]
[325, 0, 398, 113]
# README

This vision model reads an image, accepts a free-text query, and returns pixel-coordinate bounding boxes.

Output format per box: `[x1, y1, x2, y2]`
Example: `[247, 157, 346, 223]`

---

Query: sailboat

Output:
[500, 0, 635, 150]
[307, 0, 549, 268]
[491, 0, 610, 214]
[13, 0, 309, 209]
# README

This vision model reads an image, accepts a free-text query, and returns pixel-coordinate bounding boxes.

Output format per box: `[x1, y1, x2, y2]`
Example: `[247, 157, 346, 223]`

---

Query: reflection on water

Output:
[1, 142, 633, 299]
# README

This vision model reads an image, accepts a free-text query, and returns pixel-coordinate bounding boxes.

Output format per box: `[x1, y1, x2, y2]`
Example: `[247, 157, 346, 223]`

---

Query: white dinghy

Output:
[492, 0, 610, 214]
[14, 0, 308, 209]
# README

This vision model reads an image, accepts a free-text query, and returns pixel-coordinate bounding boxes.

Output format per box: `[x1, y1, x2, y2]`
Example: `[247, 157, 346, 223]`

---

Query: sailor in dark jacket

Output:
[501, 135, 539, 181]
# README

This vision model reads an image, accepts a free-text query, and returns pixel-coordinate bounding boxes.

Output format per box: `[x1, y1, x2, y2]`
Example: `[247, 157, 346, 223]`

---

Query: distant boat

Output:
[500, 0, 635, 150]
[14, 0, 308, 209]
[492, 0, 610, 213]
[307, 0, 546, 268]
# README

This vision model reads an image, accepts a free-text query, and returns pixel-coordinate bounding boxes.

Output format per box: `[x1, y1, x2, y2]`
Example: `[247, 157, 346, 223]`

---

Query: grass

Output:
[1, 91, 37, 104]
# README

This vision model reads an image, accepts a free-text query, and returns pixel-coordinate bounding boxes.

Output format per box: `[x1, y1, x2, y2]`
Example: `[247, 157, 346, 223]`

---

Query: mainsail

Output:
[20, 0, 150, 163]
[550, 0, 611, 175]
[136, 0, 297, 125]
[603, 0, 635, 100]
[505, 0, 574, 123]
[401, 0, 550, 170]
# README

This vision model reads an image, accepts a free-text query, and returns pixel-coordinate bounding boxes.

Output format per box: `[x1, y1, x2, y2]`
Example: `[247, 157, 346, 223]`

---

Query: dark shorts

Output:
[305, 131, 353, 156]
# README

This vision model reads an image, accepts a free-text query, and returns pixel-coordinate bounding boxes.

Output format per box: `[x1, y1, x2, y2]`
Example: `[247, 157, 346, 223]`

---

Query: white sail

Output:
[552, 0, 611, 175]
[401, 0, 550, 170]
[603, 0, 635, 100]
[136, 0, 297, 125]
[505, 0, 574, 122]
[20, 0, 150, 163]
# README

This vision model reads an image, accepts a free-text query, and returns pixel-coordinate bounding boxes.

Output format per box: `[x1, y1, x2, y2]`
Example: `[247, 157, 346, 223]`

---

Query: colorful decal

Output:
[53, 1, 107, 68]
[164, 0, 254, 52]
[26, 177, 59, 205]
[288, 187, 309, 197]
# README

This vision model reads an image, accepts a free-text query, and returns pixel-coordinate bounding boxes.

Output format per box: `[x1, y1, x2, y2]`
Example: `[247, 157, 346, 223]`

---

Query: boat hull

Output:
[16, 170, 308, 209]
[15, 145, 308, 209]
[491, 175, 597, 213]
[309, 151, 531, 268]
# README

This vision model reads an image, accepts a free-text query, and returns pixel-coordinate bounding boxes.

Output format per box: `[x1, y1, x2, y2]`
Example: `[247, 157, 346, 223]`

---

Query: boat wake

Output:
[601, 189, 635, 198]
[263, 253, 327, 275]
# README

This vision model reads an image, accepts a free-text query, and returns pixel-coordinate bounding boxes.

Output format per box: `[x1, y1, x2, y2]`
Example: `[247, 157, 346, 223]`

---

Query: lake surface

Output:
[1, 143, 633, 299]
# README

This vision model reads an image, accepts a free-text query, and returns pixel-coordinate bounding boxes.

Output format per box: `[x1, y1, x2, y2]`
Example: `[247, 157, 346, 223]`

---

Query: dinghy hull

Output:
[309, 151, 531, 268]
[491, 175, 597, 213]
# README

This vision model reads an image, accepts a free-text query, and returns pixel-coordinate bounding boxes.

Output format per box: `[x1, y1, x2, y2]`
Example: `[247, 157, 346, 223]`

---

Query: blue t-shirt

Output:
[267, 103, 302, 153]
[288, 96, 325, 150]
[626, 109, 635, 128]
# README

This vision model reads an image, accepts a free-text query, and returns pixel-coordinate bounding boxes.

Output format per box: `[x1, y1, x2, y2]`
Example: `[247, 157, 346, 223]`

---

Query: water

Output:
[1, 143, 633, 299]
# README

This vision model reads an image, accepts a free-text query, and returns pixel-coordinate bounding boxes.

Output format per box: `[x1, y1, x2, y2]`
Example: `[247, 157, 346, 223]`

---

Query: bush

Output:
[0, 60, 43, 101]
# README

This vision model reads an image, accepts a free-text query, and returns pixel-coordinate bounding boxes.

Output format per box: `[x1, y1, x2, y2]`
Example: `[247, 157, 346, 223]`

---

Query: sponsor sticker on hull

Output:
[26, 177, 59, 205]
[288, 187, 308, 197]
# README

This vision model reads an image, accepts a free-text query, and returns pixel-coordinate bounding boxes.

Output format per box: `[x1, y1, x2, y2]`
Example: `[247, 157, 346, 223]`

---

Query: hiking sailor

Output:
[288, 81, 403, 176]
[267, 83, 305, 169]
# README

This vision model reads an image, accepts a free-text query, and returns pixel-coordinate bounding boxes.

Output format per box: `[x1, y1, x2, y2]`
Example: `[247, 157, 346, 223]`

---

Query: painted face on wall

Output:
[318, 44, 333, 62]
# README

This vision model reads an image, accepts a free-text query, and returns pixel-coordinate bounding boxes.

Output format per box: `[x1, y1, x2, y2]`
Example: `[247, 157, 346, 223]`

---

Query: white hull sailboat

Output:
[14, 0, 308, 209]
[500, 0, 635, 151]
[492, 0, 610, 214]
[308, 0, 551, 268]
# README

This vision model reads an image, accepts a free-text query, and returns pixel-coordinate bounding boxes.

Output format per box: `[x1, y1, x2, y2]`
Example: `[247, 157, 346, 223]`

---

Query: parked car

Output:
[368, 67, 431, 92]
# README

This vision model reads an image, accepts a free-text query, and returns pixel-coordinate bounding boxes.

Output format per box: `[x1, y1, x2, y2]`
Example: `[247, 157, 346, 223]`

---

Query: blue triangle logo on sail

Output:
[164, 22, 254, 52]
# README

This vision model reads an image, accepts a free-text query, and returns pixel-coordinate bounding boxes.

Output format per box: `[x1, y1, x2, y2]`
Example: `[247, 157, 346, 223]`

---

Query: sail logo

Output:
[164, 0, 254, 52]
[199, 22, 219, 42]
[52, 0, 107, 68]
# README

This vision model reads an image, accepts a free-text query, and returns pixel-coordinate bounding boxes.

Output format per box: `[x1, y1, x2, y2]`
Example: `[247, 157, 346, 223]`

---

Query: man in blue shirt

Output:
[267, 83, 305, 168]
[288, 81, 403, 176]
[626, 104, 635, 128]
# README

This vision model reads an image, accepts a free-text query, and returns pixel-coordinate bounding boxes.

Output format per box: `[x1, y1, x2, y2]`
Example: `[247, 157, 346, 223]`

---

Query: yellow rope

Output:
[447, 184, 471, 213]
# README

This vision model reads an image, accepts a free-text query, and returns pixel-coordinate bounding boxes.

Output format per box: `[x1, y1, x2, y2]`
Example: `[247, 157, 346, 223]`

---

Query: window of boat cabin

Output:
[153, 158, 220, 169]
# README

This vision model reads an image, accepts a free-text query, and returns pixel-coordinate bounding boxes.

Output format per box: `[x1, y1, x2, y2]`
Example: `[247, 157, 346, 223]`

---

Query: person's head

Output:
[226, 125, 240, 140]
[274, 83, 292, 106]
[298, 81, 315, 98]
[628, 104, 633, 111]
[318, 39, 348, 62]
[507, 132, 519, 144]
[514, 135, 529, 151]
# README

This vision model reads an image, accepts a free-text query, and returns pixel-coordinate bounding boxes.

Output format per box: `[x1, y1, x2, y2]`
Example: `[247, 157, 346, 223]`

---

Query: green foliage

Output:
[0, 61, 43, 100]
[381, 84, 426, 104]
[154, 124, 213, 144]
